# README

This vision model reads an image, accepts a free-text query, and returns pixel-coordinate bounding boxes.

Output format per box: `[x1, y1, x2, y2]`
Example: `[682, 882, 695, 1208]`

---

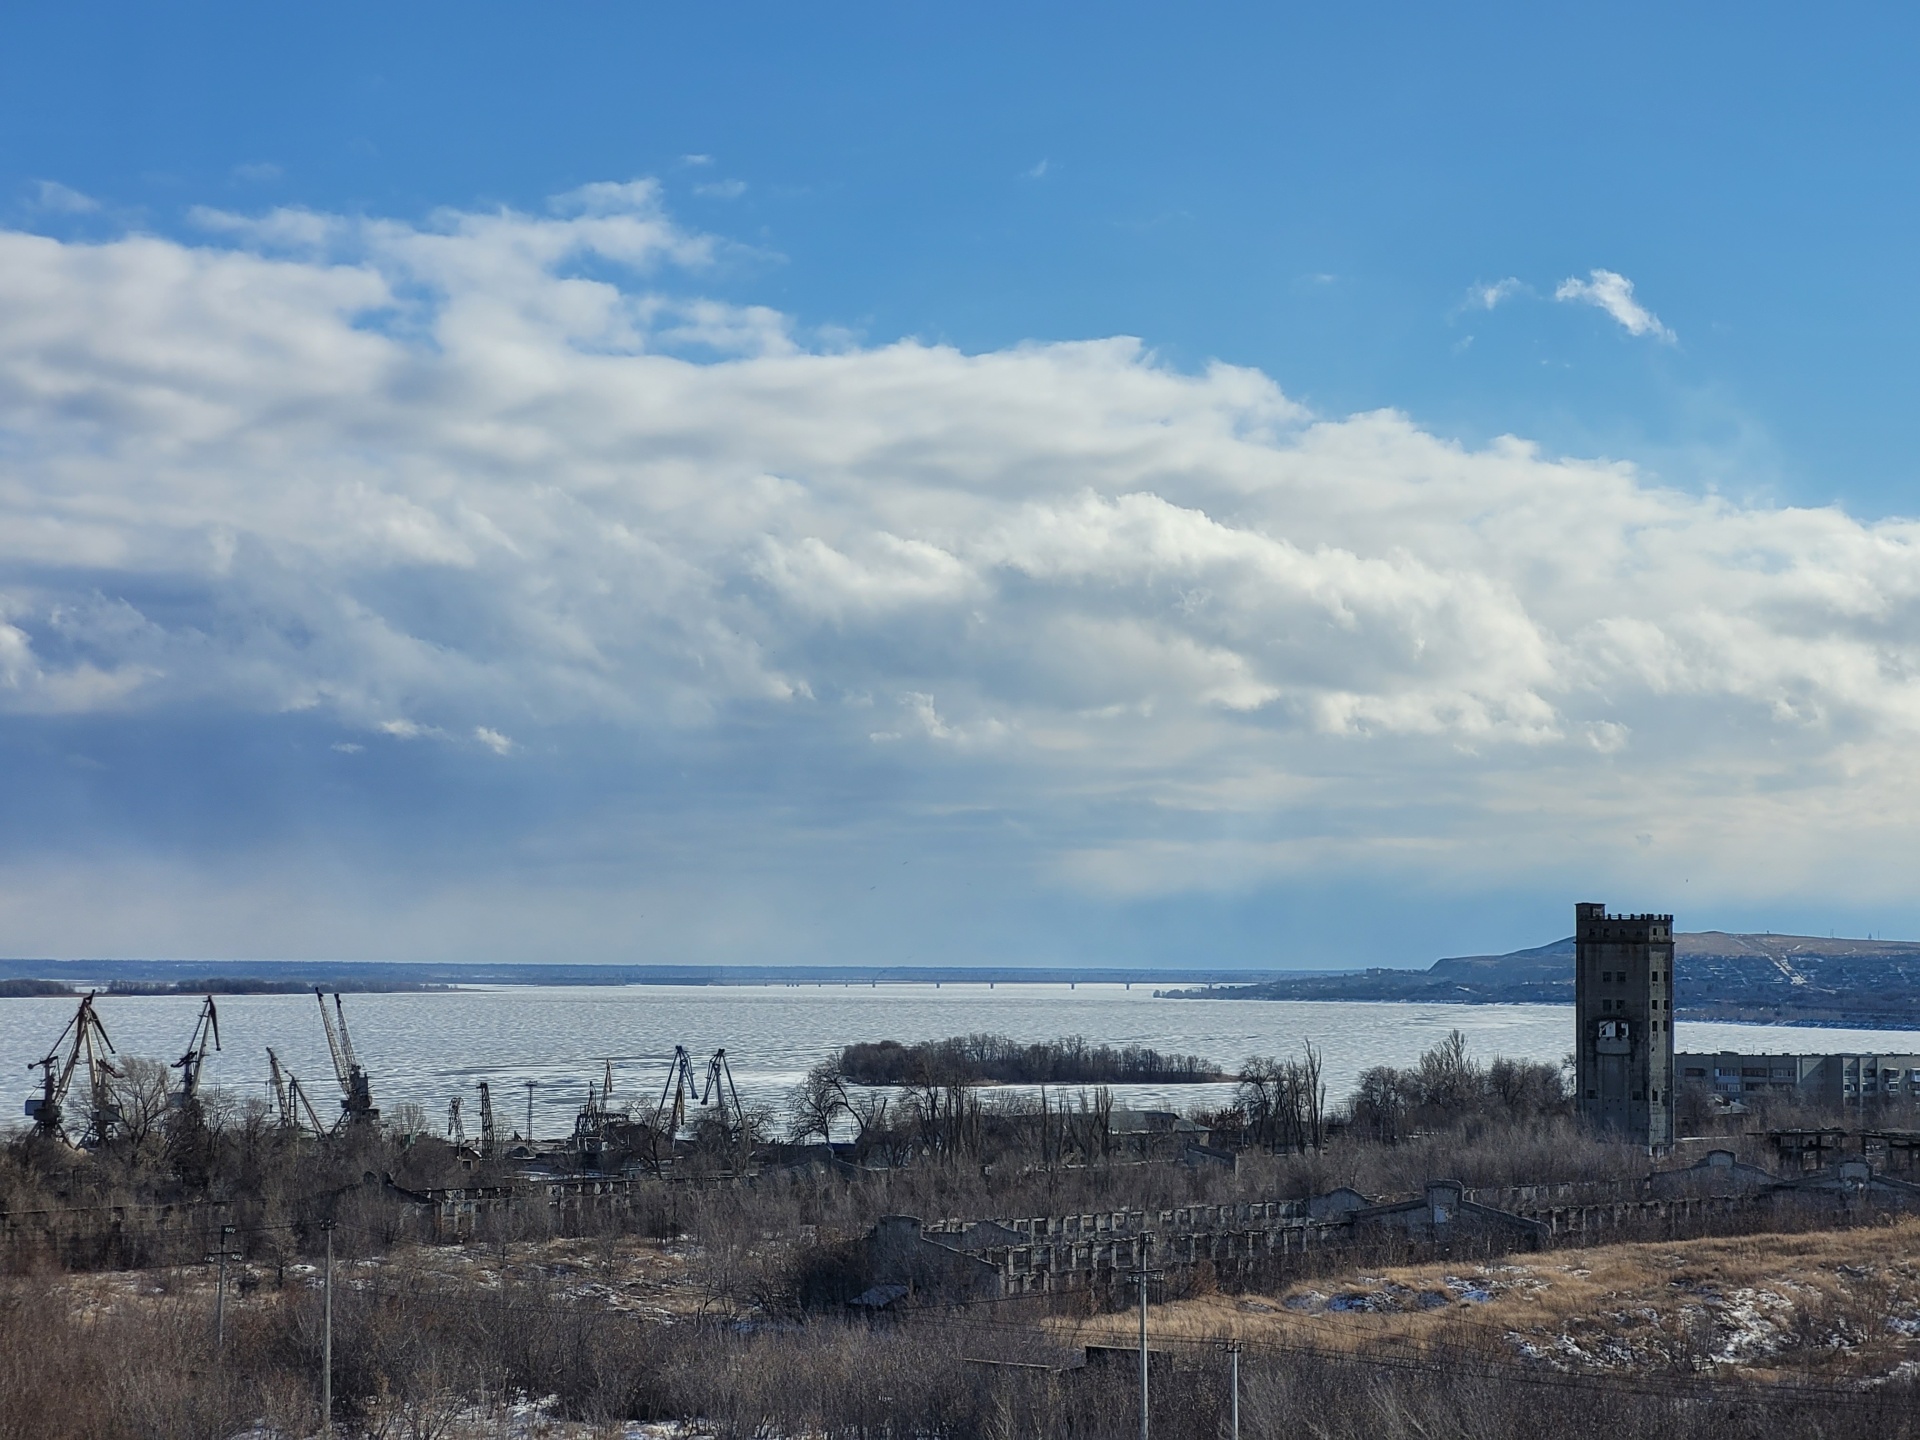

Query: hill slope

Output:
[1167, 932, 1920, 1028]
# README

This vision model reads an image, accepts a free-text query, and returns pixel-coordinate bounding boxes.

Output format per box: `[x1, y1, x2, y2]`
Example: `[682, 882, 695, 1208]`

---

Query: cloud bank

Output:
[0, 183, 1914, 959]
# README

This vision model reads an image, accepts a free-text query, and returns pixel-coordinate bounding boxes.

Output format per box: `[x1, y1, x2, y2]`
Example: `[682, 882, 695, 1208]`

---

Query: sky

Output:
[4, 4, 1920, 969]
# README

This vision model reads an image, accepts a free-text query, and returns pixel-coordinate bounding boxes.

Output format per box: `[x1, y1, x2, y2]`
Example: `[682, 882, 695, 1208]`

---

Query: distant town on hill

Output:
[1159, 931, 1920, 1028]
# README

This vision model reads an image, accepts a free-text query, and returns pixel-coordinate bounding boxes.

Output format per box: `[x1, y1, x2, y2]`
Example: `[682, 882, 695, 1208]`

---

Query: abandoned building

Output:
[1573, 902, 1675, 1148]
[1677, 1050, 1920, 1108]
[853, 1158, 1920, 1306]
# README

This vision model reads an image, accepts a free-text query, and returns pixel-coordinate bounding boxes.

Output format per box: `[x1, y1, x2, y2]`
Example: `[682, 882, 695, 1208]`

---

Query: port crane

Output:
[447, 1094, 465, 1146]
[265, 1047, 328, 1135]
[171, 994, 221, 1107]
[25, 992, 120, 1146]
[654, 1045, 701, 1133]
[702, 1048, 746, 1142]
[313, 988, 377, 1126]
[649, 1045, 747, 1142]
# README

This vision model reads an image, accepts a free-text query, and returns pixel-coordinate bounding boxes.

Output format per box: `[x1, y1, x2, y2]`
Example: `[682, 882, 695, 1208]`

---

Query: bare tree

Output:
[106, 1057, 173, 1149]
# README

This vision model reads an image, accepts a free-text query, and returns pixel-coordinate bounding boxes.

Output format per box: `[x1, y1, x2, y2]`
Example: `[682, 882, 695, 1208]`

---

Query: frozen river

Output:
[4, 982, 1914, 1138]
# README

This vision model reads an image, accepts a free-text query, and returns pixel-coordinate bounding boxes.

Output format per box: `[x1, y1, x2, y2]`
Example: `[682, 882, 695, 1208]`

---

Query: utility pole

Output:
[320, 1220, 335, 1437]
[207, 1223, 240, 1351]
[524, 1079, 536, 1142]
[1139, 1259, 1149, 1440]
[1228, 1340, 1240, 1440]
[1129, 1237, 1161, 1440]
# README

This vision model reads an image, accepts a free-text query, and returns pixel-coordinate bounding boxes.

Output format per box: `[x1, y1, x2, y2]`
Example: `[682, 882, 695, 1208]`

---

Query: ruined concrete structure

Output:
[1574, 902, 1675, 1148]
[1677, 1050, 1920, 1109]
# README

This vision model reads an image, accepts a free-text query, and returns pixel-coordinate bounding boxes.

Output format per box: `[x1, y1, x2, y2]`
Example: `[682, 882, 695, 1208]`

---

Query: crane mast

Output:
[477, 1081, 497, 1159]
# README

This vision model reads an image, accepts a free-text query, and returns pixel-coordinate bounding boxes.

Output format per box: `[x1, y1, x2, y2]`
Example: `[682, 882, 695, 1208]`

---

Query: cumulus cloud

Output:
[0, 181, 1916, 937]
[1555, 267, 1675, 341]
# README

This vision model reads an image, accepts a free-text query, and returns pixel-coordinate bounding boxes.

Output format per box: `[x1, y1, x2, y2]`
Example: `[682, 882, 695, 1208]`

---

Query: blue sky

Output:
[3, 4, 1920, 967]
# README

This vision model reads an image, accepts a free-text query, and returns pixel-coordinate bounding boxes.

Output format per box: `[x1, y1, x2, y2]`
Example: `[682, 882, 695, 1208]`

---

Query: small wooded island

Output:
[837, 1033, 1225, 1086]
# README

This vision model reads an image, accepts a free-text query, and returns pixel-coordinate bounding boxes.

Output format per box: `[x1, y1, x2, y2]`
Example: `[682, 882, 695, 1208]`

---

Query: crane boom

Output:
[332, 993, 361, 1072]
[265, 1048, 294, 1127]
[314, 988, 350, 1093]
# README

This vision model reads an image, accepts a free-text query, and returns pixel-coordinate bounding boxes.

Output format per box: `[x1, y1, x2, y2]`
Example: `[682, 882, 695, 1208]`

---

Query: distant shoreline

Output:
[0, 959, 1308, 991]
[5, 953, 1917, 1034]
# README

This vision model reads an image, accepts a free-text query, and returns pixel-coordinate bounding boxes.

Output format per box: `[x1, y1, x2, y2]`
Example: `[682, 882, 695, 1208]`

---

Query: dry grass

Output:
[1061, 1217, 1920, 1384]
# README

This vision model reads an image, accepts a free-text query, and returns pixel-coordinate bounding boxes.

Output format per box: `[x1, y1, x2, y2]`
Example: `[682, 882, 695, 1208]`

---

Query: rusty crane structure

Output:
[171, 994, 221, 1108]
[25, 992, 120, 1146]
[265, 1047, 328, 1135]
[313, 988, 377, 1127]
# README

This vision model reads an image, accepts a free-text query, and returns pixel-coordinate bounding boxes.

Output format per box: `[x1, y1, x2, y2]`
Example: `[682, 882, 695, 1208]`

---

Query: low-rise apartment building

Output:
[1676, 1051, 1920, 1106]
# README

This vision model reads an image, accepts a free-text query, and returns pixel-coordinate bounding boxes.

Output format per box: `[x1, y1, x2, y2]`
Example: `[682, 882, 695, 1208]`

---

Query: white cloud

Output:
[30, 180, 99, 214]
[232, 162, 283, 184]
[1554, 268, 1675, 342]
[379, 719, 443, 740]
[1025, 160, 1050, 180]
[1465, 277, 1525, 310]
[2, 183, 1919, 912]
[693, 179, 747, 200]
[473, 726, 514, 755]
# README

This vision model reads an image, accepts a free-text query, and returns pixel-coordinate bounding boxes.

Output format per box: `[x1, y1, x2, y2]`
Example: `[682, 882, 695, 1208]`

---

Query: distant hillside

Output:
[1162, 931, 1920, 1028]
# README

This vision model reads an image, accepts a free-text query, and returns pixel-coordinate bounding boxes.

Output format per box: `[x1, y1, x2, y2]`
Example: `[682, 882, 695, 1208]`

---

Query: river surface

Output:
[4, 984, 1916, 1139]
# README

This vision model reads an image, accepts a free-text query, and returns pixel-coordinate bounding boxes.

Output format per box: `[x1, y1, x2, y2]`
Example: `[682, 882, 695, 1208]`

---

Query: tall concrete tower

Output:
[1574, 902, 1675, 1149]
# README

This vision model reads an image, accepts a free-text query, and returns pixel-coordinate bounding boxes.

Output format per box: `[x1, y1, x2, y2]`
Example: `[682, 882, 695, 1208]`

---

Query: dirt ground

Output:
[54, 1232, 723, 1325]
[1062, 1218, 1920, 1384]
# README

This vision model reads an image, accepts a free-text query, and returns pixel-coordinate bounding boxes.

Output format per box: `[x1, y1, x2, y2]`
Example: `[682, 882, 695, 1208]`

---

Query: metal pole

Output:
[525, 1079, 536, 1142]
[321, 1220, 334, 1437]
[1229, 1340, 1240, 1440]
[1138, 1238, 1150, 1440]
[215, 1224, 233, 1350]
